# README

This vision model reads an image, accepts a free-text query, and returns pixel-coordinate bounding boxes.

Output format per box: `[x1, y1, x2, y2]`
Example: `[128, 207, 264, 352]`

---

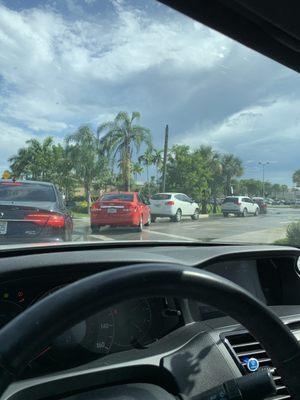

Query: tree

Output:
[293, 170, 300, 187]
[221, 154, 244, 195]
[9, 137, 56, 181]
[196, 146, 223, 213]
[281, 184, 288, 199]
[66, 126, 100, 212]
[131, 163, 144, 182]
[98, 111, 152, 191]
[152, 148, 163, 186]
[138, 148, 154, 188]
[238, 179, 262, 197]
[271, 183, 281, 199]
[165, 145, 211, 207]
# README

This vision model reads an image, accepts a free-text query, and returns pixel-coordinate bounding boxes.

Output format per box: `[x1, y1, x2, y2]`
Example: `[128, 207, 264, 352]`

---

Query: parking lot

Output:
[72, 207, 300, 244]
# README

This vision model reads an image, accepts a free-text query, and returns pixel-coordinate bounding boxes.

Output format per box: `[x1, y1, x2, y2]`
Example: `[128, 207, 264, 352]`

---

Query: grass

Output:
[273, 238, 290, 246]
[72, 212, 89, 219]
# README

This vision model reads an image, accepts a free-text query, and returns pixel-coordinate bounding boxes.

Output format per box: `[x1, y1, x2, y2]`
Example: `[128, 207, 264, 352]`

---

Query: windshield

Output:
[1, 0, 300, 247]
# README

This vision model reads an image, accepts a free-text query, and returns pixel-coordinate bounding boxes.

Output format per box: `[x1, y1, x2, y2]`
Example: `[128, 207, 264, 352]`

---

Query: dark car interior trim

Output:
[158, 0, 300, 73]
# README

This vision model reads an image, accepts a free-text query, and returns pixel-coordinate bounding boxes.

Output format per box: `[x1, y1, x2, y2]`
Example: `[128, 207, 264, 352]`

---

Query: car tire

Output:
[91, 225, 100, 234]
[254, 208, 259, 216]
[151, 216, 156, 223]
[172, 209, 182, 222]
[145, 215, 151, 226]
[242, 208, 248, 217]
[223, 212, 228, 217]
[191, 208, 200, 220]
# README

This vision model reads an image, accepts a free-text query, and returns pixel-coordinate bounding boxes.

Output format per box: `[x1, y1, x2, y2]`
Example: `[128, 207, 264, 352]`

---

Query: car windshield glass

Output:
[101, 194, 134, 202]
[0, 183, 56, 202]
[151, 194, 171, 200]
[1, 0, 300, 247]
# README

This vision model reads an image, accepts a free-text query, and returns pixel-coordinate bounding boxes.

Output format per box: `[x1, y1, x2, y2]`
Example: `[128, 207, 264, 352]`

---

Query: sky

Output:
[0, 0, 300, 185]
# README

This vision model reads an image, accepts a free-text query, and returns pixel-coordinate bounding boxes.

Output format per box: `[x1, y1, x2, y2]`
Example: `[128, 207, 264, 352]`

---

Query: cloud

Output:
[0, 0, 300, 185]
[0, 1, 231, 134]
[179, 97, 300, 183]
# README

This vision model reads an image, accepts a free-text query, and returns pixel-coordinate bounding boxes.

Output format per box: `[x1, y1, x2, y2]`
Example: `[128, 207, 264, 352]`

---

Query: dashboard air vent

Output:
[225, 331, 291, 399]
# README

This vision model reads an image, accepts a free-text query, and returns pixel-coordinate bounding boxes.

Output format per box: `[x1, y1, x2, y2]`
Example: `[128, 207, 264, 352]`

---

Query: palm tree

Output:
[98, 111, 151, 191]
[131, 163, 144, 182]
[152, 148, 163, 186]
[221, 154, 244, 195]
[66, 126, 99, 212]
[9, 137, 55, 180]
[138, 148, 154, 188]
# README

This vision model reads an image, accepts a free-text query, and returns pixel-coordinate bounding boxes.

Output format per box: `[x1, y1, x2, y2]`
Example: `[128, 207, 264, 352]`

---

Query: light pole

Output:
[258, 161, 269, 198]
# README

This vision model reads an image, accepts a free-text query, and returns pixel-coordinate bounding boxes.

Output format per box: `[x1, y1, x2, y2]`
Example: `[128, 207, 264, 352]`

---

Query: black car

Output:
[0, 180, 73, 243]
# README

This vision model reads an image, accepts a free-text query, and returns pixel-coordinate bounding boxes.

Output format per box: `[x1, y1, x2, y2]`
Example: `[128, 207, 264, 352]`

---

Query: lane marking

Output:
[148, 229, 196, 241]
[88, 234, 116, 241]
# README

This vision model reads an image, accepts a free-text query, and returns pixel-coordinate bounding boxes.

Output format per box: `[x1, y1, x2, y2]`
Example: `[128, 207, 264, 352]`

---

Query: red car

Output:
[90, 192, 151, 233]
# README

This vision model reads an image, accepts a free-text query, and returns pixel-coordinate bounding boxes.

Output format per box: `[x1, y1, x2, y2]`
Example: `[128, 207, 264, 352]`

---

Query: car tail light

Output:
[25, 212, 65, 227]
[91, 202, 100, 210]
[124, 204, 136, 212]
[234, 200, 241, 205]
[166, 201, 175, 206]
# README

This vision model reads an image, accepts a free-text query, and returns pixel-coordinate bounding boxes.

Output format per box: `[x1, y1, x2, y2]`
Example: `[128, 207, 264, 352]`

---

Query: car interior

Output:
[0, 1, 300, 400]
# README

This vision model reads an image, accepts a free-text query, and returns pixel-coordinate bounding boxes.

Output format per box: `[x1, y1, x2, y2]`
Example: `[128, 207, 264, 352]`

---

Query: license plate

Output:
[0, 221, 7, 235]
[107, 208, 117, 213]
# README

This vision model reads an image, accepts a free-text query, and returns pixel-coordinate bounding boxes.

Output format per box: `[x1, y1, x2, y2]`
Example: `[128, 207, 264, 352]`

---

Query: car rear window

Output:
[0, 183, 56, 202]
[151, 194, 171, 200]
[223, 197, 238, 203]
[101, 194, 134, 201]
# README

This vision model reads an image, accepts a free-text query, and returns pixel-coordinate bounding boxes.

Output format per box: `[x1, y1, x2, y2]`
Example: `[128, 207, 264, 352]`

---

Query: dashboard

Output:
[0, 275, 182, 376]
[0, 244, 299, 400]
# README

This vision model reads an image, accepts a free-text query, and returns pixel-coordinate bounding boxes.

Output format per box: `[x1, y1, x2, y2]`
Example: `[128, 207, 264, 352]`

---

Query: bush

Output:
[286, 221, 300, 247]
[72, 200, 89, 214]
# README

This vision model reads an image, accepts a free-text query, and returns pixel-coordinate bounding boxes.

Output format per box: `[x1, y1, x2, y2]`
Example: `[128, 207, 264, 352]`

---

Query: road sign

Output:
[2, 170, 11, 179]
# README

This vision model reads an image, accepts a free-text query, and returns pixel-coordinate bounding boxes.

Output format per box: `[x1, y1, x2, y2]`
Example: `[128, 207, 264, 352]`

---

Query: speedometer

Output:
[113, 298, 151, 347]
[82, 309, 115, 354]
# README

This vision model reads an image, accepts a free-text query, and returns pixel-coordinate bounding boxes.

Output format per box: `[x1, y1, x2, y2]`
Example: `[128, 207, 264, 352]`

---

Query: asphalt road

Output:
[72, 207, 300, 244]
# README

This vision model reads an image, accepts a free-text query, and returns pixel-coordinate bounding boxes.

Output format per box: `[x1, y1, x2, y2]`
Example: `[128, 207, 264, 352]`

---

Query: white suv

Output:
[150, 193, 200, 222]
[221, 196, 259, 217]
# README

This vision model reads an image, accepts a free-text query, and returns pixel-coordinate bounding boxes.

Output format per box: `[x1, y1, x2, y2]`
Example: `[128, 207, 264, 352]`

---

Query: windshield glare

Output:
[1, 0, 300, 247]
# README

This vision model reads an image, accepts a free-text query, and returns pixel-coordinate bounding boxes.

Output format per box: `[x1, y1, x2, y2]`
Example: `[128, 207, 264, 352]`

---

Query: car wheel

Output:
[145, 214, 151, 226]
[137, 216, 143, 232]
[91, 225, 100, 234]
[242, 208, 248, 217]
[191, 208, 200, 220]
[223, 212, 228, 217]
[151, 216, 156, 223]
[254, 208, 259, 216]
[172, 209, 182, 222]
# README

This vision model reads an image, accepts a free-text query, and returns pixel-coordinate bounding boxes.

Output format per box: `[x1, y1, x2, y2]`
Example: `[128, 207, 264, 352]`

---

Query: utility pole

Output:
[162, 124, 169, 192]
[259, 161, 269, 198]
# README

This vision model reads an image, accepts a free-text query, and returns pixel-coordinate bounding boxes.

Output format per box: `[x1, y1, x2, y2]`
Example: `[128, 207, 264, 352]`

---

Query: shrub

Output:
[73, 200, 89, 214]
[286, 221, 300, 247]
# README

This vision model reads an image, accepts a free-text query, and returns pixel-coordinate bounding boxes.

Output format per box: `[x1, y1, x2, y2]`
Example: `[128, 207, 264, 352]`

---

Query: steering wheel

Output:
[0, 263, 299, 399]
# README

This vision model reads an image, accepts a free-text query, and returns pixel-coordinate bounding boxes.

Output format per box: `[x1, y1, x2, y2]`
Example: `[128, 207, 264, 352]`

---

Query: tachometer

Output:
[113, 298, 151, 347]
